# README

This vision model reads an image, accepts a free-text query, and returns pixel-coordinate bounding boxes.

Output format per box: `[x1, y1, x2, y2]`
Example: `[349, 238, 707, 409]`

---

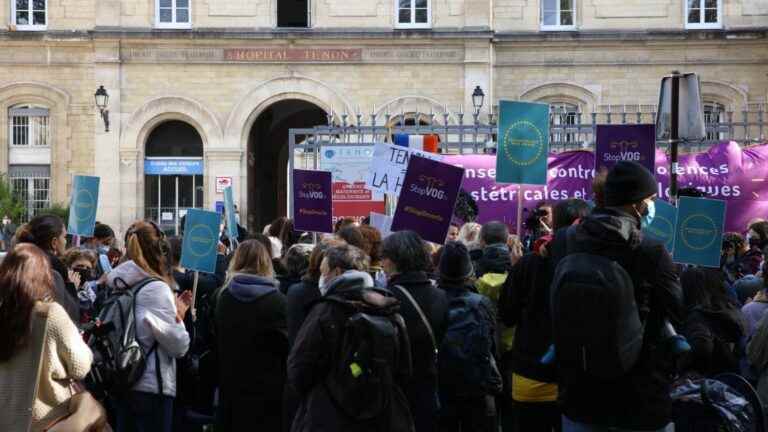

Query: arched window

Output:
[145, 120, 203, 157]
[8, 104, 51, 222]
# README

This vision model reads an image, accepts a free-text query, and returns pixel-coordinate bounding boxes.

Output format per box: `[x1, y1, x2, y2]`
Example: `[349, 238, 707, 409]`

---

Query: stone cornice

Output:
[494, 28, 768, 44]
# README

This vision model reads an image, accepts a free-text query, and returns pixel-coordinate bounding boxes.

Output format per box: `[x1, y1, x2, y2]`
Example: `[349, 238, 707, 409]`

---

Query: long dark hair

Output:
[0, 244, 55, 361]
[681, 267, 733, 311]
[16, 214, 65, 254]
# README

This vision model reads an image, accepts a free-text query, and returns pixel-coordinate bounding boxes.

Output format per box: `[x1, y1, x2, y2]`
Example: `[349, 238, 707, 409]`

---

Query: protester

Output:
[382, 231, 449, 432]
[252, 233, 287, 276]
[680, 267, 745, 377]
[722, 232, 749, 284]
[333, 217, 357, 233]
[278, 243, 314, 294]
[446, 224, 460, 243]
[110, 221, 191, 432]
[499, 198, 590, 432]
[742, 277, 768, 338]
[437, 241, 500, 432]
[474, 221, 511, 279]
[336, 225, 371, 254]
[0, 243, 102, 432]
[2, 214, 17, 251]
[458, 222, 482, 251]
[743, 221, 768, 275]
[279, 219, 306, 256]
[359, 224, 384, 283]
[550, 161, 684, 432]
[63, 248, 99, 318]
[215, 240, 288, 431]
[16, 214, 80, 322]
[288, 243, 414, 431]
[269, 217, 289, 240]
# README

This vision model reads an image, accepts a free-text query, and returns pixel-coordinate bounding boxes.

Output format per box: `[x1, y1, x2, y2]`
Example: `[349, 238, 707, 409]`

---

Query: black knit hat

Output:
[605, 161, 658, 207]
[439, 241, 474, 282]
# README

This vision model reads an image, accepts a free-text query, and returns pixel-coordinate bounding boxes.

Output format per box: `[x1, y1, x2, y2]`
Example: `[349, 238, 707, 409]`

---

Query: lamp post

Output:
[94, 86, 110, 132]
[472, 85, 485, 124]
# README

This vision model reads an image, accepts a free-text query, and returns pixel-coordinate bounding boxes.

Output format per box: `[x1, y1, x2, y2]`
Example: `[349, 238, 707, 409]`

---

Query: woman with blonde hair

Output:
[215, 240, 288, 431]
[0, 243, 99, 431]
[108, 221, 191, 432]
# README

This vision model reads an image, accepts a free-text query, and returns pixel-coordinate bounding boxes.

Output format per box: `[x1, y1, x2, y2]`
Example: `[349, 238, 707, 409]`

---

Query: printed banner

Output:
[320, 145, 385, 224]
[181, 209, 220, 273]
[673, 197, 726, 268]
[293, 169, 333, 234]
[391, 156, 464, 244]
[67, 175, 100, 237]
[496, 101, 550, 185]
[596, 124, 656, 173]
[642, 200, 677, 252]
[370, 212, 394, 238]
[144, 159, 204, 175]
[223, 186, 238, 241]
[366, 142, 443, 196]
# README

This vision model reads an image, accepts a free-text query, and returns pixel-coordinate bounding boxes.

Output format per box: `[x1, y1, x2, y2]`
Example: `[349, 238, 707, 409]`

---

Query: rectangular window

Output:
[9, 107, 49, 147]
[277, 0, 310, 28]
[12, 0, 47, 30]
[686, 0, 721, 29]
[9, 165, 50, 223]
[156, 0, 191, 28]
[396, 0, 430, 29]
[541, 0, 575, 30]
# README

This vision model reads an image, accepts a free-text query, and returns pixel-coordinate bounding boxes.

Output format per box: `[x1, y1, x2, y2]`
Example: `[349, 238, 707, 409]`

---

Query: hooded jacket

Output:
[288, 271, 413, 432]
[106, 261, 189, 397]
[215, 273, 287, 431]
[549, 207, 684, 430]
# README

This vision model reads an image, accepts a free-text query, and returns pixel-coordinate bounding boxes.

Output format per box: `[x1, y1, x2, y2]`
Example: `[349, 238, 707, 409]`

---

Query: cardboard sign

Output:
[293, 169, 333, 234]
[642, 199, 677, 253]
[223, 186, 239, 241]
[370, 212, 394, 238]
[180, 209, 220, 273]
[496, 100, 550, 185]
[596, 124, 656, 173]
[67, 175, 100, 237]
[673, 197, 726, 268]
[391, 156, 464, 244]
[366, 142, 443, 196]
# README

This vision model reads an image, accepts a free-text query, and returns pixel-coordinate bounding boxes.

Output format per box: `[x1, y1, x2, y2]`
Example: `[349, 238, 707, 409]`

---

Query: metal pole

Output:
[288, 130, 295, 219]
[175, 175, 180, 236]
[670, 71, 681, 203]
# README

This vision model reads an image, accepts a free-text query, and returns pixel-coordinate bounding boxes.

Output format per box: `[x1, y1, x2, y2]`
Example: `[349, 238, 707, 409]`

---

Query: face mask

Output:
[637, 200, 656, 229]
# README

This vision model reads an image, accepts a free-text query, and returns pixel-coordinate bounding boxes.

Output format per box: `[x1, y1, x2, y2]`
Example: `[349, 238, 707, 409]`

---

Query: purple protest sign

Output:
[292, 169, 333, 234]
[596, 124, 656, 173]
[392, 155, 465, 244]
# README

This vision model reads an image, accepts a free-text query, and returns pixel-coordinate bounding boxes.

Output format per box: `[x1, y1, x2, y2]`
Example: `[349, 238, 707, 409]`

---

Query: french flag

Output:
[394, 134, 439, 153]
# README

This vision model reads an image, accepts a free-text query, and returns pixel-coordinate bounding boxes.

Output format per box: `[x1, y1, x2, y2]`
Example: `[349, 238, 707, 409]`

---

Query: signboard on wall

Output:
[216, 176, 233, 193]
[145, 159, 204, 175]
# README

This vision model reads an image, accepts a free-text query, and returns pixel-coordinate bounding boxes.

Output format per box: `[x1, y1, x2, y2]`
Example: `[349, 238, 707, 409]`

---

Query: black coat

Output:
[214, 274, 288, 432]
[499, 251, 557, 384]
[387, 272, 449, 432]
[681, 306, 746, 377]
[473, 244, 511, 278]
[286, 279, 321, 346]
[287, 272, 413, 432]
[550, 208, 685, 430]
[47, 253, 80, 322]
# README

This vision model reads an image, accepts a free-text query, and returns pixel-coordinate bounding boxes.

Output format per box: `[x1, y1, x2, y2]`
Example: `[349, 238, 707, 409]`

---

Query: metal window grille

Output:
[9, 107, 50, 147]
[9, 165, 51, 223]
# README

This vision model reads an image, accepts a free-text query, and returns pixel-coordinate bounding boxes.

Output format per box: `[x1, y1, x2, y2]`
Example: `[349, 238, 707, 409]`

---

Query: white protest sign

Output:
[370, 212, 394, 238]
[365, 142, 443, 196]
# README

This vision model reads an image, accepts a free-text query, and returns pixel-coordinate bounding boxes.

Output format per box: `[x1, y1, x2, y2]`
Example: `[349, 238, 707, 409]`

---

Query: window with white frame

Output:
[541, 0, 575, 30]
[12, 0, 47, 30]
[9, 165, 50, 223]
[686, 0, 721, 29]
[396, 0, 430, 28]
[156, 0, 191, 28]
[549, 102, 580, 146]
[9, 106, 49, 147]
[703, 101, 727, 141]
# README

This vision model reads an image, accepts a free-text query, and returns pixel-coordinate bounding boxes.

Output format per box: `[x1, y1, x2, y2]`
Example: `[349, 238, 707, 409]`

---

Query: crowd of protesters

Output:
[2, 161, 768, 431]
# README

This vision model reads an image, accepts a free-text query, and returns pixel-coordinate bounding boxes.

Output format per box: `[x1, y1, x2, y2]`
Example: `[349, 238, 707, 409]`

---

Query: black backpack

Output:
[550, 229, 644, 380]
[87, 278, 163, 396]
[320, 288, 412, 422]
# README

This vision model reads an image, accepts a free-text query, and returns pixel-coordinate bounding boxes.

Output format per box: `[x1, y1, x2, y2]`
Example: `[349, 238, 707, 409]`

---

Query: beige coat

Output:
[0, 302, 93, 432]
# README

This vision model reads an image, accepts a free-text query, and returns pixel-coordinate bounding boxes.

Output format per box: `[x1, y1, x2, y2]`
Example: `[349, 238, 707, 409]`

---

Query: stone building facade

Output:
[0, 0, 765, 233]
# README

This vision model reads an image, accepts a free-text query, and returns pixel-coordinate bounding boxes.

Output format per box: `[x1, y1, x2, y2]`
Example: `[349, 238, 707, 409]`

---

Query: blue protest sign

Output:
[673, 197, 726, 268]
[223, 187, 238, 242]
[643, 200, 677, 253]
[67, 175, 100, 236]
[496, 100, 550, 185]
[180, 209, 220, 273]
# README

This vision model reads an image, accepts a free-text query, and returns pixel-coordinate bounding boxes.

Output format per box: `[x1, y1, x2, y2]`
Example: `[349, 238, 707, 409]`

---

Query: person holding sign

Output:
[108, 221, 191, 432]
[549, 162, 684, 432]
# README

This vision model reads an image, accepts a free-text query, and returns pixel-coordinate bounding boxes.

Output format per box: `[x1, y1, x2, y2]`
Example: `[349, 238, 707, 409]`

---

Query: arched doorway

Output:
[247, 99, 326, 232]
[144, 120, 204, 235]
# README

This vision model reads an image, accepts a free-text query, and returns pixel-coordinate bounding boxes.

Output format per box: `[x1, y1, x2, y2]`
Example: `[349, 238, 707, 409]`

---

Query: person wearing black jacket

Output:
[500, 199, 590, 432]
[215, 240, 288, 432]
[382, 231, 449, 432]
[551, 162, 684, 432]
[473, 222, 511, 278]
[438, 241, 499, 432]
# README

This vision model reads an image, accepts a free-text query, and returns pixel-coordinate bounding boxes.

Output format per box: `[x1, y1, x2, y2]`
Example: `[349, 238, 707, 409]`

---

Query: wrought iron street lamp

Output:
[94, 86, 110, 132]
